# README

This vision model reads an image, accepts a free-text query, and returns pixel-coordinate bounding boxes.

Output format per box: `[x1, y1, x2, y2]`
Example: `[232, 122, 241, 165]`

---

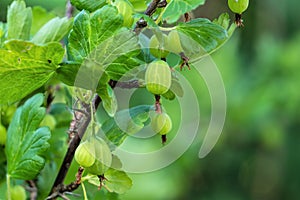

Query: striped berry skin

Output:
[145, 60, 171, 95]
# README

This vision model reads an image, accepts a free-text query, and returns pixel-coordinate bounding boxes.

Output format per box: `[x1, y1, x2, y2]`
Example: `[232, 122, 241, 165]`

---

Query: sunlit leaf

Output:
[0, 40, 64, 104]
[7, 0, 32, 40]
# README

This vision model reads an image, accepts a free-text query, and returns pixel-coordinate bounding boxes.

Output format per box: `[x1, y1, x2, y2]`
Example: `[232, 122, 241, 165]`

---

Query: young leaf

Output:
[162, 0, 205, 24]
[0, 22, 7, 47]
[0, 40, 64, 104]
[31, 17, 73, 44]
[5, 93, 51, 180]
[31, 6, 56, 35]
[71, 0, 107, 12]
[7, 0, 32, 40]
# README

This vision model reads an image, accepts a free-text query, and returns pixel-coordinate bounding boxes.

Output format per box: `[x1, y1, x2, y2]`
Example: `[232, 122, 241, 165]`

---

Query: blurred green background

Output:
[1, 0, 300, 199]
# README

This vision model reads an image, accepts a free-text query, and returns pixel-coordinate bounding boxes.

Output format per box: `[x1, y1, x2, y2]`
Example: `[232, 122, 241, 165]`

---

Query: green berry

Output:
[0, 123, 7, 145]
[75, 140, 96, 168]
[228, 0, 249, 14]
[151, 113, 172, 135]
[145, 60, 172, 95]
[40, 114, 56, 131]
[8, 185, 26, 200]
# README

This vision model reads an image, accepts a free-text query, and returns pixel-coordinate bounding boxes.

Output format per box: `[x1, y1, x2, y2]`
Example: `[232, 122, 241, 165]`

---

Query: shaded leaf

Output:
[176, 18, 230, 62]
[7, 0, 32, 40]
[101, 105, 154, 146]
[0, 40, 64, 104]
[32, 17, 73, 44]
[5, 94, 50, 180]
[31, 6, 56, 35]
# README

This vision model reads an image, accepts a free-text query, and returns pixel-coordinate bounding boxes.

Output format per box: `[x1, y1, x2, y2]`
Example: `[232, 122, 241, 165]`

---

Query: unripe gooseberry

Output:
[151, 113, 172, 135]
[40, 114, 56, 131]
[145, 60, 172, 95]
[75, 140, 96, 168]
[115, 0, 134, 27]
[228, 0, 249, 14]
[166, 30, 183, 54]
[0, 123, 7, 145]
[149, 34, 169, 59]
[8, 185, 26, 200]
[86, 136, 112, 175]
[1, 105, 17, 125]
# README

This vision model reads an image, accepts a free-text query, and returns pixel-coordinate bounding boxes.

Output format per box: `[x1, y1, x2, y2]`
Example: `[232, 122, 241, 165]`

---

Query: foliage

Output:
[0, 0, 238, 199]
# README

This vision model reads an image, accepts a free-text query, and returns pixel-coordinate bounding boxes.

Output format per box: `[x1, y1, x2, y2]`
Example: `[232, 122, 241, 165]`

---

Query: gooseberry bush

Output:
[0, 0, 247, 199]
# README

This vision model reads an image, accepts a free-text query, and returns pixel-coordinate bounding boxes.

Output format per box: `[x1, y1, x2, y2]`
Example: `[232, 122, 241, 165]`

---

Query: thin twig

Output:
[26, 180, 38, 200]
[115, 80, 141, 89]
[134, 0, 162, 33]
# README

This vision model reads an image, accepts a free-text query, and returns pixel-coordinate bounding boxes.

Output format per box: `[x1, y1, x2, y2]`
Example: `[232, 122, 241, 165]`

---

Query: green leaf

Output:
[67, 7, 123, 62]
[0, 40, 64, 104]
[32, 17, 73, 44]
[31, 6, 56, 35]
[5, 93, 51, 180]
[176, 18, 229, 61]
[7, 0, 32, 40]
[71, 0, 107, 12]
[61, 6, 141, 88]
[104, 169, 132, 194]
[101, 105, 153, 146]
[105, 51, 144, 81]
[130, 0, 148, 12]
[99, 85, 118, 117]
[56, 62, 81, 86]
[213, 12, 237, 37]
[0, 22, 7, 47]
[88, 169, 132, 194]
[162, 0, 205, 24]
